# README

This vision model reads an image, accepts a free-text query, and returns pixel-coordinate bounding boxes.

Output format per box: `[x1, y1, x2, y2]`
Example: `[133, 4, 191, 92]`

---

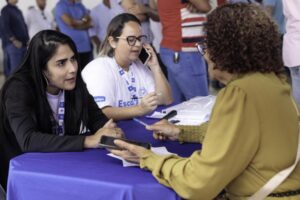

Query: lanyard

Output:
[56, 91, 65, 136]
[116, 60, 139, 99]
[47, 90, 65, 136]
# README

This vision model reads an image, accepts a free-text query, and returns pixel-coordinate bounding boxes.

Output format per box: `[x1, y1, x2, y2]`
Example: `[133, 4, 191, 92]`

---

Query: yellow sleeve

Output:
[178, 122, 209, 143]
[140, 85, 260, 200]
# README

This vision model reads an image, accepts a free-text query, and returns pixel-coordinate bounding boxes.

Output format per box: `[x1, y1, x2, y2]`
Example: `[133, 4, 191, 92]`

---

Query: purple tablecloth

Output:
[7, 117, 201, 200]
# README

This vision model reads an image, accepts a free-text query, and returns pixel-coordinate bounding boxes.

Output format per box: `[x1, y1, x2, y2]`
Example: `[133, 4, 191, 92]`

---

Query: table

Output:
[7, 117, 201, 200]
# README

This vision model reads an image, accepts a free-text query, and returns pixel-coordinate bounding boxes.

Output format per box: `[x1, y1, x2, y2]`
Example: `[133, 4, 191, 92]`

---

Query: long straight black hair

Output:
[0, 30, 90, 134]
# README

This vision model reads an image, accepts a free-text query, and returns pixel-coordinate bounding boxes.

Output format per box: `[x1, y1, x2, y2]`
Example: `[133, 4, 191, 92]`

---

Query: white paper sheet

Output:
[145, 111, 166, 119]
[107, 146, 176, 167]
[146, 95, 216, 125]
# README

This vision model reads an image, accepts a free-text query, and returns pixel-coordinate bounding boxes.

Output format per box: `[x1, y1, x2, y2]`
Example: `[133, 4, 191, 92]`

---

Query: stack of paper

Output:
[147, 95, 216, 125]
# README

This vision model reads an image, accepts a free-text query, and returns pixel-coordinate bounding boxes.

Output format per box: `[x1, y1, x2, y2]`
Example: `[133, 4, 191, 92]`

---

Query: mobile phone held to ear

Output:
[139, 47, 151, 65]
[99, 135, 151, 150]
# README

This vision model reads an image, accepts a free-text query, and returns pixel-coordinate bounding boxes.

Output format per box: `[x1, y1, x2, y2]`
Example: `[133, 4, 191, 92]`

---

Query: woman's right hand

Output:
[138, 91, 158, 115]
[84, 119, 124, 148]
[146, 120, 181, 141]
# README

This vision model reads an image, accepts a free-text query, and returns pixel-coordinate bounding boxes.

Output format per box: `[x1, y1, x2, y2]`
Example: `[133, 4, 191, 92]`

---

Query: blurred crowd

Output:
[0, 0, 295, 103]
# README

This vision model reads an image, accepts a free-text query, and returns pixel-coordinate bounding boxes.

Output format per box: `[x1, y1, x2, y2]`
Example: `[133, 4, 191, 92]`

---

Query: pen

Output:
[170, 119, 180, 124]
[133, 118, 149, 127]
[131, 97, 142, 100]
[131, 92, 162, 100]
[161, 110, 177, 120]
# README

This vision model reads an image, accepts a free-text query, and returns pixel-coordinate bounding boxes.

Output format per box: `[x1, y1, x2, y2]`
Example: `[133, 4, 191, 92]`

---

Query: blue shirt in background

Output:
[55, 0, 91, 53]
[263, 0, 285, 34]
[0, 4, 29, 48]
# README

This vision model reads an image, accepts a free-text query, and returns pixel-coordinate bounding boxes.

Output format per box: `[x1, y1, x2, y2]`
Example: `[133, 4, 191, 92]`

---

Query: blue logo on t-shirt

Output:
[94, 96, 106, 102]
[118, 99, 138, 107]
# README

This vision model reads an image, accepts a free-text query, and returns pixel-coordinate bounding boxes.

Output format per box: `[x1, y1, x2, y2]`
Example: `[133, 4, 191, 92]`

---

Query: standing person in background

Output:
[89, 0, 114, 53]
[26, 0, 55, 39]
[1, 0, 29, 77]
[263, 0, 285, 36]
[120, 0, 168, 78]
[147, 0, 161, 54]
[0, 14, 4, 76]
[0, 15, 2, 40]
[146, 0, 169, 78]
[283, 0, 300, 105]
[118, 0, 158, 44]
[156, 0, 211, 103]
[55, 0, 93, 71]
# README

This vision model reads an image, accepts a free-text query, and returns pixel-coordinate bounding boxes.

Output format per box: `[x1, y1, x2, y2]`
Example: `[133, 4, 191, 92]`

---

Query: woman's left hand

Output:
[143, 44, 160, 71]
[84, 119, 124, 149]
[110, 140, 148, 164]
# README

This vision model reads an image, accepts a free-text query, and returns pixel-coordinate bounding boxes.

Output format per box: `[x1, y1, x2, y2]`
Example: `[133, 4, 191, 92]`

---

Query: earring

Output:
[43, 73, 49, 86]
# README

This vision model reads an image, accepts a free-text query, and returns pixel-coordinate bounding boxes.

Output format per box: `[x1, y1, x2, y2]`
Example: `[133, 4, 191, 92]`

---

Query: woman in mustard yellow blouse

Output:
[111, 3, 300, 200]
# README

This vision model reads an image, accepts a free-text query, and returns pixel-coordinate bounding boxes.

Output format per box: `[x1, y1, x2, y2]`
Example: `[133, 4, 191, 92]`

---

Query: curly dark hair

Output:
[206, 3, 284, 75]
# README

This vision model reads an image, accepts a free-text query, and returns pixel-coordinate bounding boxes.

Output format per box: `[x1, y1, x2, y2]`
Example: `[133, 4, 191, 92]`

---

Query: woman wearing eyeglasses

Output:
[82, 13, 172, 121]
[111, 3, 300, 199]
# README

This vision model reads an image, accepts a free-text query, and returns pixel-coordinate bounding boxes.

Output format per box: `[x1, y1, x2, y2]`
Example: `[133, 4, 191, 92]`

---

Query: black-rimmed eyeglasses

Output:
[116, 35, 148, 46]
[196, 39, 207, 56]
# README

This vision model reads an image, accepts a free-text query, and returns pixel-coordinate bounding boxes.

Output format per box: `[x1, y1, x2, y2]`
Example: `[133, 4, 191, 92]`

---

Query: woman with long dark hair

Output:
[0, 30, 123, 190]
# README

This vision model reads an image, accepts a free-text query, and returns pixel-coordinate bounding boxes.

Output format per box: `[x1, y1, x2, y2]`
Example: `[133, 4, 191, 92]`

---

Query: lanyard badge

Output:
[118, 67, 138, 99]
[56, 91, 65, 136]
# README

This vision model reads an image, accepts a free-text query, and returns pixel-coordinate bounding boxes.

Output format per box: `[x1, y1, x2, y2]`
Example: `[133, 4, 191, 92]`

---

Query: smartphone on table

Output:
[99, 135, 151, 150]
[139, 47, 151, 65]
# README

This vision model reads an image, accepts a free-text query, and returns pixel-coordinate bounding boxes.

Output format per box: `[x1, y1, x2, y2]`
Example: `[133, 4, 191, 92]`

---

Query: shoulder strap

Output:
[249, 99, 300, 200]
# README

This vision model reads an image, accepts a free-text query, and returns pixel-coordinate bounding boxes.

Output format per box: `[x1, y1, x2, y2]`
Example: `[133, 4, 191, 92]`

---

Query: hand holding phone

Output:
[99, 135, 151, 150]
[139, 47, 151, 65]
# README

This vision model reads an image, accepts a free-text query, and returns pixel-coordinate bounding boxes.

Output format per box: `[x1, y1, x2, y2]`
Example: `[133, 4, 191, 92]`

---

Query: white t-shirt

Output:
[88, 3, 113, 41]
[26, 7, 55, 39]
[149, 19, 162, 53]
[282, 0, 300, 67]
[82, 57, 155, 109]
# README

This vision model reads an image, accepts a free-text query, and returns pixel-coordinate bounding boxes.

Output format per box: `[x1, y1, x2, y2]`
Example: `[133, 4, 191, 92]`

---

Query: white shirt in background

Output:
[110, 0, 124, 16]
[149, 19, 162, 53]
[282, 0, 300, 67]
[82, 57, 155, 109]
[89, 3, 114, 42]
[26, 7, 55, 39]
[117, 0, 153, 43]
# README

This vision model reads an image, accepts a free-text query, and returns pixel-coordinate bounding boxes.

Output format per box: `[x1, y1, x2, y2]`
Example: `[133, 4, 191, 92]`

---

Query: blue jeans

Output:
[4, 44, 26, 77]
[289, 66, 300, 105]
[160, 47, 209, 103]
